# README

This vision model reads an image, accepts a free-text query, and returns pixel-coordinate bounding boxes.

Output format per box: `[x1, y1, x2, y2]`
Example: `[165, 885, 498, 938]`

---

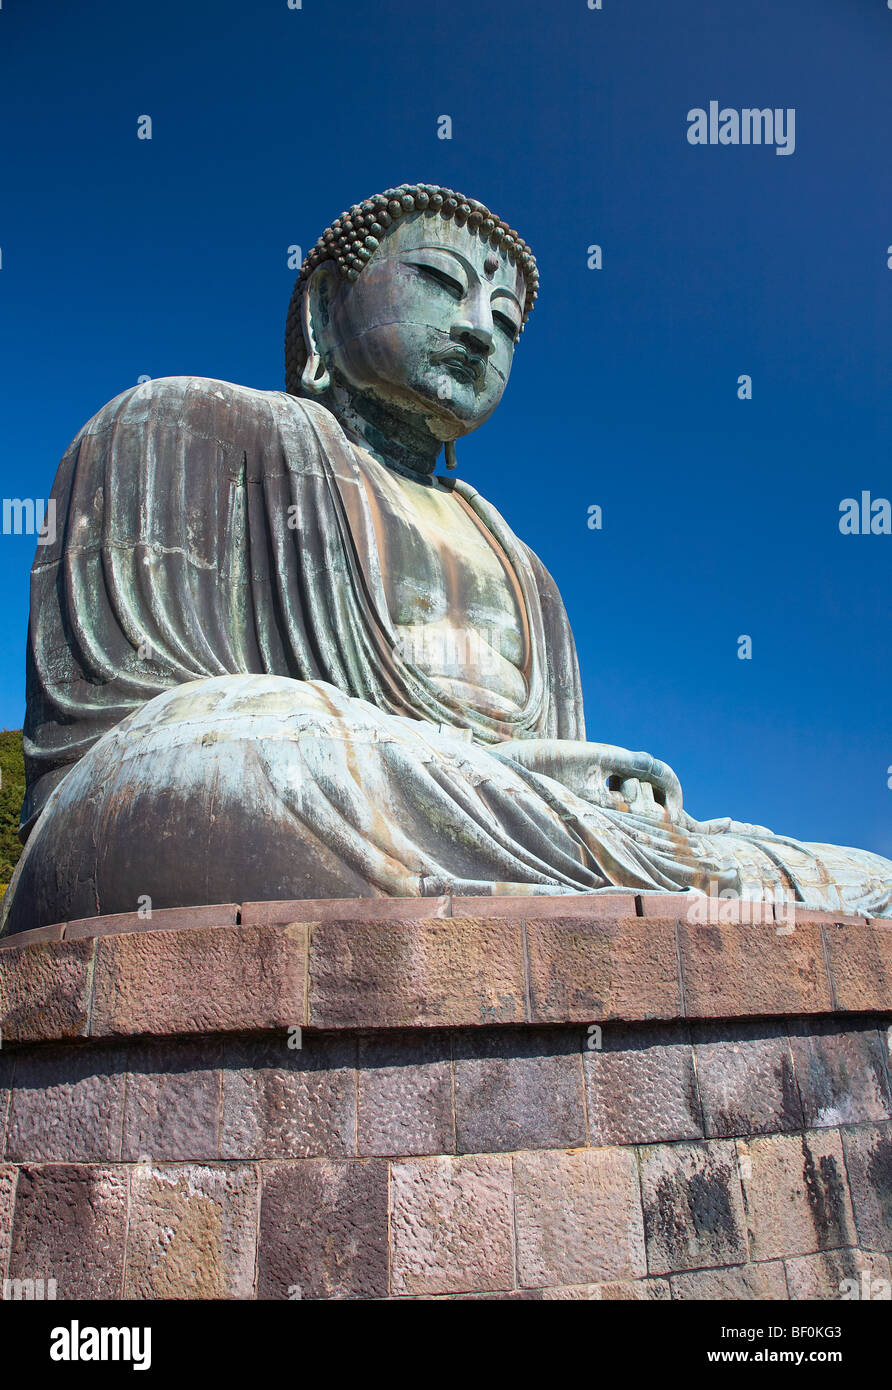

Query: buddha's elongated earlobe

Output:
[300, 353, 330, 395]
[445, 440, 458, 470]
[299, 278, 331, 395]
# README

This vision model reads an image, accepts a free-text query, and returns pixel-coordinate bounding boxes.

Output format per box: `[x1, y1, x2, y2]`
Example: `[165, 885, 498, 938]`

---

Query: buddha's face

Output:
[308, 214, 527, 438]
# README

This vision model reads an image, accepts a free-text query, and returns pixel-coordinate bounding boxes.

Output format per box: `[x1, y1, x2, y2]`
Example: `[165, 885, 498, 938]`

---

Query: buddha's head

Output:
[285, 184, 538, 469]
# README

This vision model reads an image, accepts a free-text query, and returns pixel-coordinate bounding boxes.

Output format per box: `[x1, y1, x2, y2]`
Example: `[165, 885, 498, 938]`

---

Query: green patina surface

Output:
[2, 183, 890, 935]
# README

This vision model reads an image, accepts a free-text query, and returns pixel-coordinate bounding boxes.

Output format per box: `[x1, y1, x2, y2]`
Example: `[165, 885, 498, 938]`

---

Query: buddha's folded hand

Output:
[491, 738, 685, 822]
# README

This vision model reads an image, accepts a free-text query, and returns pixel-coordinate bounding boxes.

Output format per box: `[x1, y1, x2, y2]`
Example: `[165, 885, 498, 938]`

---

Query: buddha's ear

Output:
[300, 264, 336, 395]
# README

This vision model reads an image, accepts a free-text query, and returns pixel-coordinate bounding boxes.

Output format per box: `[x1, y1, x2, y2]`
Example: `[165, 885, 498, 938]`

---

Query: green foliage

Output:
[0, 729, 25, 884]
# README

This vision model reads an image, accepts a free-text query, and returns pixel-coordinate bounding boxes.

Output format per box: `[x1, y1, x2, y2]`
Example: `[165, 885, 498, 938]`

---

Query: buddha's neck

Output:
[314, 379, 447, 484]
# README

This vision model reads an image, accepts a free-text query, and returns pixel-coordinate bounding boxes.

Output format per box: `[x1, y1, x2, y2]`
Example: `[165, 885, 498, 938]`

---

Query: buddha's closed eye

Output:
[492, 311, 519, 343]
[408, 260, 465, 299]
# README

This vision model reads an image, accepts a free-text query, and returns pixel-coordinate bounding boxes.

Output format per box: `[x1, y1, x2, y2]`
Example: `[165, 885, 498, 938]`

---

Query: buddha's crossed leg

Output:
[3, 673, 889, 935]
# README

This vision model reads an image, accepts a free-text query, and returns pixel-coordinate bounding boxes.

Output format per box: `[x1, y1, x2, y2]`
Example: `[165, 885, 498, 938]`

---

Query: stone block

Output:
[221, 1036, 356, 1160]
[125, 1162, 259, 1299]
[670, 1261, 788, 1299]
[257, 1159, 389, 1300]
[0, 938, 94, 1043]
[739, 1129, 856, 1261]
[90, 922, 308, 1037]
[839, 1123, 892, 1252]
[454, 1029, 585, 1153]
[241, 896, 450, 926]
[357, 1033, 453, 1158]
[584, 1022, 702, 1146]
[785, 1248, 891, 1300]
[0, 924, 64, 950]
[790, 911, 867, 927]
[678, 921, 832, 1018]
[513, 1147, 646, 1288]
[790, 1022, 891, 1128]
[823, 924, 892, 1013]
[8, 1164, 127, 1299]
[638, 1139, 747, 1275]
[390, 1154, 514, 1296]
[590, 1277, 672, 1299]
[693, 1021, 802, 1138]
[0, 1165, 16, 1283]
[453, 1285, 535, 1301]
[5, 1045, 126, 1162]
[516, 1277, 670, 1299]
[65, 903, 239, 940]
[637, 891, 705, 919]
[122, 1040, 223, 1161]
[648, 891, 785, 922]
[526, 916, 680, 1024]
[452, 893, 637, 920]
[308, 917, 526, 1028]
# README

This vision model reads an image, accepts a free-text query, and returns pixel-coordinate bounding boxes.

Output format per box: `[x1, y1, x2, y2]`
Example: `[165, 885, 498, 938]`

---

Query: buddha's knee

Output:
[2, 674, 380, 931]
[120, 672, 363, 741]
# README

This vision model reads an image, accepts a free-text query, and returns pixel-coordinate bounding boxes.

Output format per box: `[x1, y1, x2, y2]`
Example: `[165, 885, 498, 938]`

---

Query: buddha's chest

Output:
[357, 461, 528, 713]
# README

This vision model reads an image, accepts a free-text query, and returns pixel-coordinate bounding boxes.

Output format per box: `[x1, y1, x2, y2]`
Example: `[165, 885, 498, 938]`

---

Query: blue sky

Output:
[0, 0, 889, 857]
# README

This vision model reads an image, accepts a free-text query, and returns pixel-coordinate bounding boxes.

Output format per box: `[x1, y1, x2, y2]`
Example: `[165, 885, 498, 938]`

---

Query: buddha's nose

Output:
[450, 319, 494, 357]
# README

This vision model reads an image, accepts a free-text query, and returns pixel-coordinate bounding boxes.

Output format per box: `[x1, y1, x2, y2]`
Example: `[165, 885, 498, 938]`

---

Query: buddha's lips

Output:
[432, 346, 487, 388]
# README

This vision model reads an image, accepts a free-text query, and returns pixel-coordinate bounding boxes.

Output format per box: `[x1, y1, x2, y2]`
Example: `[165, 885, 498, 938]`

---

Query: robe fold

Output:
[2, 375, 889, 935]
[21, 376, 583, 833]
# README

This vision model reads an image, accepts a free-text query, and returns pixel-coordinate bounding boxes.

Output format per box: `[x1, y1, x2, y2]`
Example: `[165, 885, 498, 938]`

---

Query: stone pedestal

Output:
[1, 893, 891, 1300]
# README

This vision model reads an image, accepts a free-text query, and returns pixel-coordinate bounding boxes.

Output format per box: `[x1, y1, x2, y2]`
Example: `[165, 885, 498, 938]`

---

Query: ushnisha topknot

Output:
[285, 183, 539, 396]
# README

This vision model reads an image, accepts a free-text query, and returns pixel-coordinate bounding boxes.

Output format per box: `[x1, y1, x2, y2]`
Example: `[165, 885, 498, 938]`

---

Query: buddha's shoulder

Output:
[78, 375, 327, 439]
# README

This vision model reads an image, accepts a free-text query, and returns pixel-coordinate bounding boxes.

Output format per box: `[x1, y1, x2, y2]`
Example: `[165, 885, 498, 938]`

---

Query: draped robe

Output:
[2, 375, 890, 934]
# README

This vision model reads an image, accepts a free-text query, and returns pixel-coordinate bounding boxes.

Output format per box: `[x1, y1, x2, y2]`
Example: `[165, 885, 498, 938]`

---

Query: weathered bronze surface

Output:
[2, 183, 889, 934]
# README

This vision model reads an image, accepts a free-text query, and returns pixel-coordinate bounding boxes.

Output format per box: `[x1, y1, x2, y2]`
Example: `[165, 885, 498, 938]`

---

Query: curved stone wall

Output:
[1, 893, 890, 1300]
